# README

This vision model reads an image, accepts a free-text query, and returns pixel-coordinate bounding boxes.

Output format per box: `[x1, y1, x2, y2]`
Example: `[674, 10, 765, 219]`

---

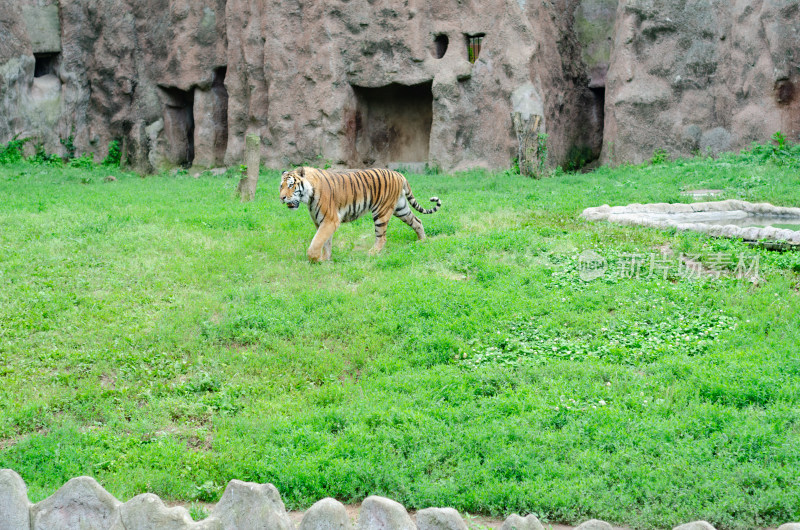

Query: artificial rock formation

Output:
[0, 0, 797, 173]
[0, 0, 603, 173]
[603, 0, 800, 164]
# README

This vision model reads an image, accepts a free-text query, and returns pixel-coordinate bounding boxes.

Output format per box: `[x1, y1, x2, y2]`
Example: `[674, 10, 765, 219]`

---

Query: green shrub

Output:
[30, 143, 63, 166]
[60, 130, 76, 160]
[69, 154, 95, 169]
[503, 158, 521, 177]
[650, 148, 669, 165]
[102, 140, 122, 166]
[742, 131, 800, 168]
[0, 135, 31, 164]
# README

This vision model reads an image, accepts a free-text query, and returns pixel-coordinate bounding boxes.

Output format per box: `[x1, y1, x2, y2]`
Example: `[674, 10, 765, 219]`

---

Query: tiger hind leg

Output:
[398, 212, 426, 240]
[368, 210, 393, 256]
[393, 197, 426, 240]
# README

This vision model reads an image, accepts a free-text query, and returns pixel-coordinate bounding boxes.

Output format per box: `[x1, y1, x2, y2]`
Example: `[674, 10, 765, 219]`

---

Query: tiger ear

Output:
[298, 167, 305, 178]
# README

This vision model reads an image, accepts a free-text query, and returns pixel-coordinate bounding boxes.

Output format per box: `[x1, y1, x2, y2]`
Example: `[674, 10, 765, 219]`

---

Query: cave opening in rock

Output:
[211, 66, 229, 164]
[466, 34, 485, 64]
[160, 87, 195, 168]
[433, 34, 449, 59]
[350, 82, 433, 167]
[563, 85, 607, 171]
[34, 53, 58, 78]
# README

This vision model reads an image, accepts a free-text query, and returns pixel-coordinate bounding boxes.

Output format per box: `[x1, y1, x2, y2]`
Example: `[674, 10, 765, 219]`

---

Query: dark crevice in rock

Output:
[433, 34, 449, 59]
[159, 86, 195, 168]
[588, 84, 606, 161]
[33, 53, 58, 78]
[775, 79, 795, 107]
[212, 66, 229, 165]
[565, 84, 606, 172]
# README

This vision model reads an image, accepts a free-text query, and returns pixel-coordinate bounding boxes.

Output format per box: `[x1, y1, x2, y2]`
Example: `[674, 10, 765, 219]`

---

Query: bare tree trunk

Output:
[512, 113, 545, 178]
[236, 133, 261, 201]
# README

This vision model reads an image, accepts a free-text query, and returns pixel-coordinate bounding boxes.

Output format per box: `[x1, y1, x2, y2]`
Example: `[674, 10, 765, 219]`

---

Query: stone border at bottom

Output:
[3, 470, 800, 530]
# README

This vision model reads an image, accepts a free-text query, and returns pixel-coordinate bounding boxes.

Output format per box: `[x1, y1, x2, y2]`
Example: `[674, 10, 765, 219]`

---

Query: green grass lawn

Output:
[0, 150, 799, 530]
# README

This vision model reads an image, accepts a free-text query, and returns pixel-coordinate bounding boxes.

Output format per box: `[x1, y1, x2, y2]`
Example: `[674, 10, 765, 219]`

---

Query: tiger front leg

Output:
[307, 220, 339, 262]
[368, 238, 386, 256]
[322, 236, 333, 261]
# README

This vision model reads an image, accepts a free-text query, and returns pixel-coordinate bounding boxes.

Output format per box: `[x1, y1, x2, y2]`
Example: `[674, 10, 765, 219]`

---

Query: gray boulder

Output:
[358, 496, 415, 530]
[416, 507, 467, 530]
[673, 522, 717, 530]
[0, 469, 31, 530]
[30, 476, 121, 530]
[299, 497, 352, 530]
[500, 513, 544, 530]
[111, 493, 221, 530]
[777, 524, 800, 530]
[211, 479, 293, 530]
[575, 520, 614, 530]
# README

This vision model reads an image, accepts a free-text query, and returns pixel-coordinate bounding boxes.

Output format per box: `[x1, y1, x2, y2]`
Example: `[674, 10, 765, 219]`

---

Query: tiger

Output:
[279, 166, 441, 262]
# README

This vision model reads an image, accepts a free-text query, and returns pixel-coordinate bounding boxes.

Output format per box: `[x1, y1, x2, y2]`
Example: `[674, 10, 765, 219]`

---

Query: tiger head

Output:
[279, 167, 308, 210]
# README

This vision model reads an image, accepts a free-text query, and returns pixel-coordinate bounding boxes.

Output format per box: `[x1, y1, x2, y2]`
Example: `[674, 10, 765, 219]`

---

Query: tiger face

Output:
[279, 169, 304, 210]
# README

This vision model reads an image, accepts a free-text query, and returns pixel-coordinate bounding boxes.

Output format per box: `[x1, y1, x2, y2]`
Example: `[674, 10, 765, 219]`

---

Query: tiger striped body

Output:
[279, 167, 441, 262]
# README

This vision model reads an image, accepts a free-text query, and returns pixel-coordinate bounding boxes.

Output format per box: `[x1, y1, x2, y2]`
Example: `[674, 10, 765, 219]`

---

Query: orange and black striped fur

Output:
[279, 167, 441, 262]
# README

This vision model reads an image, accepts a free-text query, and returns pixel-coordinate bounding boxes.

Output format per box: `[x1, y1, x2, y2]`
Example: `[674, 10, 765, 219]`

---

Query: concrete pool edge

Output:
[581, 199, 800, 247]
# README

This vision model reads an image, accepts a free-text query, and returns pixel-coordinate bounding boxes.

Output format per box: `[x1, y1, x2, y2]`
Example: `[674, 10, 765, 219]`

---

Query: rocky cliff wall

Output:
[603, 0, 800, 164]
[0, 0, 797, 173]
[0, 0, 598, 172]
